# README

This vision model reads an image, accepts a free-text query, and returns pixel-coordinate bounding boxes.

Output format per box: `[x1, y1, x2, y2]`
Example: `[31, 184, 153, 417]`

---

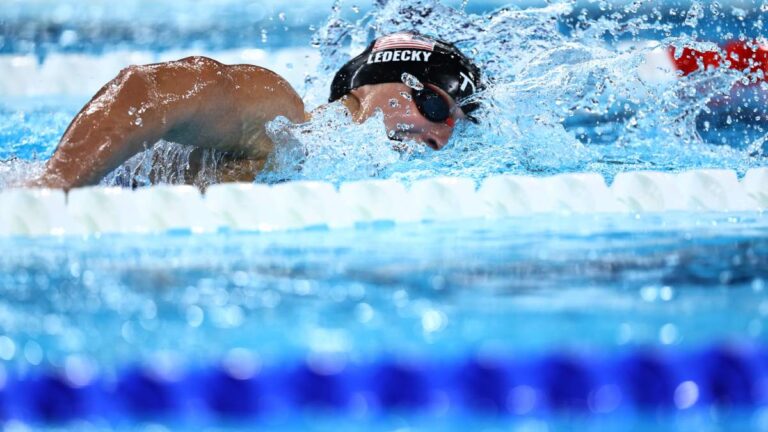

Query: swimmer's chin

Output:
[390, 140, 409, 153]
[388, 133, 433, 155]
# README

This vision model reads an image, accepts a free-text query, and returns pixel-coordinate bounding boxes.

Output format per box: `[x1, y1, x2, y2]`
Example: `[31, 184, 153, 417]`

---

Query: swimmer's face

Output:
[348, 82, 466, 150]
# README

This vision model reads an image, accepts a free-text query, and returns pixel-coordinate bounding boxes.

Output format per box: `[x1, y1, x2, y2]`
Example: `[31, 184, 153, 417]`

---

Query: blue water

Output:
[1, 214, 767, 429]
[2, 213, 767, 358]
[2, 0, 768, 429]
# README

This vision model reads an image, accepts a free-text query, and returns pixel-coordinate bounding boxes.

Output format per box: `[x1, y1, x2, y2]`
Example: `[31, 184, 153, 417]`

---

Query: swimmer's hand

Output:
[31, 56, 305, 189]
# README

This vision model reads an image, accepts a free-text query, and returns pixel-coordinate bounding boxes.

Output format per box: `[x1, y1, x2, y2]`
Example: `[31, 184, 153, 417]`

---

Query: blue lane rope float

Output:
[0, 344, 766, 423]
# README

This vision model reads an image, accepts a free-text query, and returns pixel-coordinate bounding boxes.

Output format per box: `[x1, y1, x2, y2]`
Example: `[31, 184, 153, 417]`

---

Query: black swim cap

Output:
[329, 32, 484, 118]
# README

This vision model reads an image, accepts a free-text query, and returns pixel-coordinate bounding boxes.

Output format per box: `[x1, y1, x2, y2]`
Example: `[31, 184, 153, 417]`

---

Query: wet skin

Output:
[343, 82, 466, 151]
[31, 56, 464, 190]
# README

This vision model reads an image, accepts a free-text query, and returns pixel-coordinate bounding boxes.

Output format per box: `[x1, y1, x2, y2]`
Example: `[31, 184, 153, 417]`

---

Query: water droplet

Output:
[23, 341, 43, 365]
[354, 303, 374, 323]
[64, 356, 97, 388]
[0, 337, 15, 361]
[421, 309, 447, 333]
[401, 72, 424, 90]
[223, 348, 261, 380]
[674, 381, 699, 409]
[640, 285, 658, 302]
[753, 278, 766, 292]
[660, 323, 679, 344]
[507, 385, 538, 414]
[659, 286, 674, 301]
[588, 384, 622, 413]
[186, 305, 204, 327]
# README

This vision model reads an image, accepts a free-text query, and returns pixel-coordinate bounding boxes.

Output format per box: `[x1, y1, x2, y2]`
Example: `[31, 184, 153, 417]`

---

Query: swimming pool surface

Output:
[2, 0, 768, 430]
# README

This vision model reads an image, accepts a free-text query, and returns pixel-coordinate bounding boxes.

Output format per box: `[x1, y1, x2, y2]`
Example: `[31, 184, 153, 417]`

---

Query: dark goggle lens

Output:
[412, 87, 451, 123]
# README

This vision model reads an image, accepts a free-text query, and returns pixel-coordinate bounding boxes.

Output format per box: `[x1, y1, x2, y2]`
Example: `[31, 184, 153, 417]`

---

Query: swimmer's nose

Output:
[395, 126, 450, 150]
[427, 133, 450, 150]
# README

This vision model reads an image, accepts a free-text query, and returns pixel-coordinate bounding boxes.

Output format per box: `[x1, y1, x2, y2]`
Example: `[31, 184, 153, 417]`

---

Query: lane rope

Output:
[0, 168, 766, 236]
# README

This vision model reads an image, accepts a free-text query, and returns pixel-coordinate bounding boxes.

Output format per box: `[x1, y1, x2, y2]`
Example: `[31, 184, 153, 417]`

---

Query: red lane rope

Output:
[669, 40, 768, 79]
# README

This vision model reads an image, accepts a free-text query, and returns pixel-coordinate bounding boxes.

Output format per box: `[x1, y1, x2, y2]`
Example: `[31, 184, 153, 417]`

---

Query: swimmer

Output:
[30, 32, 483, 190]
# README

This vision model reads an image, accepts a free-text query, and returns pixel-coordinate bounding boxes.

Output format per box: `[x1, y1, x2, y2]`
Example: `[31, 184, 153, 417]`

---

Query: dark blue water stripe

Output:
[1, 344, 766, 423]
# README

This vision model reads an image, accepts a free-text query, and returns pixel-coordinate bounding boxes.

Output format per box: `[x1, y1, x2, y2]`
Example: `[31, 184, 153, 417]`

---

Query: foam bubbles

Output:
[401, 72, 424, 91]
[258, 103, 413, 183]
[287, 0, 768, 184]
[1, 1, 768, 190]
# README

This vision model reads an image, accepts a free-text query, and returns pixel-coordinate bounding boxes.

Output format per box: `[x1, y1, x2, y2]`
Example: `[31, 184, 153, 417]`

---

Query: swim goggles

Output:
[412, 87, 478, 126]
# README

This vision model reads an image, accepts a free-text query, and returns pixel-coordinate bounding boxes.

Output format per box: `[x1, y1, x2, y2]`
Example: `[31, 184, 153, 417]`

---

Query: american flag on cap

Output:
[372, 32, 435, 52]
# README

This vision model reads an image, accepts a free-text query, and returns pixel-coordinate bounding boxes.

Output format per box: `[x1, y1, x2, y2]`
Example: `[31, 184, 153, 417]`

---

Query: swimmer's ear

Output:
[341, 90, 364, 121]
[346, 88, 365, 105]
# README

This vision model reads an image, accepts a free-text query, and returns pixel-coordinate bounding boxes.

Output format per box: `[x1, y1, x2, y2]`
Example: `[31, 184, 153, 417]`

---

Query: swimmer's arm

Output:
[32, 56, 305, 189]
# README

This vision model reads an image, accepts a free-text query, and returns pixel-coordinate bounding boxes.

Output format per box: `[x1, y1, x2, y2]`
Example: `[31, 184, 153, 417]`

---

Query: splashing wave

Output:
[1, 0, 767, 187]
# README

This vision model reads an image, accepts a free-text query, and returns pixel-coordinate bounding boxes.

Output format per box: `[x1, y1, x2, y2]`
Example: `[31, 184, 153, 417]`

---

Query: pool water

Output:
[1, 213, 767, 429]
[1, 0, 768, 430]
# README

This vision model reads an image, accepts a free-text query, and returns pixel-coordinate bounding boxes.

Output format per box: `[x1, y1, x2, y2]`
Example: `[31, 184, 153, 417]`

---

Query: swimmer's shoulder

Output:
[152, 56, 306, 124]
[226, 62, 307, 124]
[154, 56, 306, 161]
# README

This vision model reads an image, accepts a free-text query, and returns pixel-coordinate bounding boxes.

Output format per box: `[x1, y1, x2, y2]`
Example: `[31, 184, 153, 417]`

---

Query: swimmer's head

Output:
[329, 32, 484, 150]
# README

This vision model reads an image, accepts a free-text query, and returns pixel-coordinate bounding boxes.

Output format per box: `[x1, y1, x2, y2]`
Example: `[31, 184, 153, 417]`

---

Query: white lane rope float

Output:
[0, 168, 766, 236]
